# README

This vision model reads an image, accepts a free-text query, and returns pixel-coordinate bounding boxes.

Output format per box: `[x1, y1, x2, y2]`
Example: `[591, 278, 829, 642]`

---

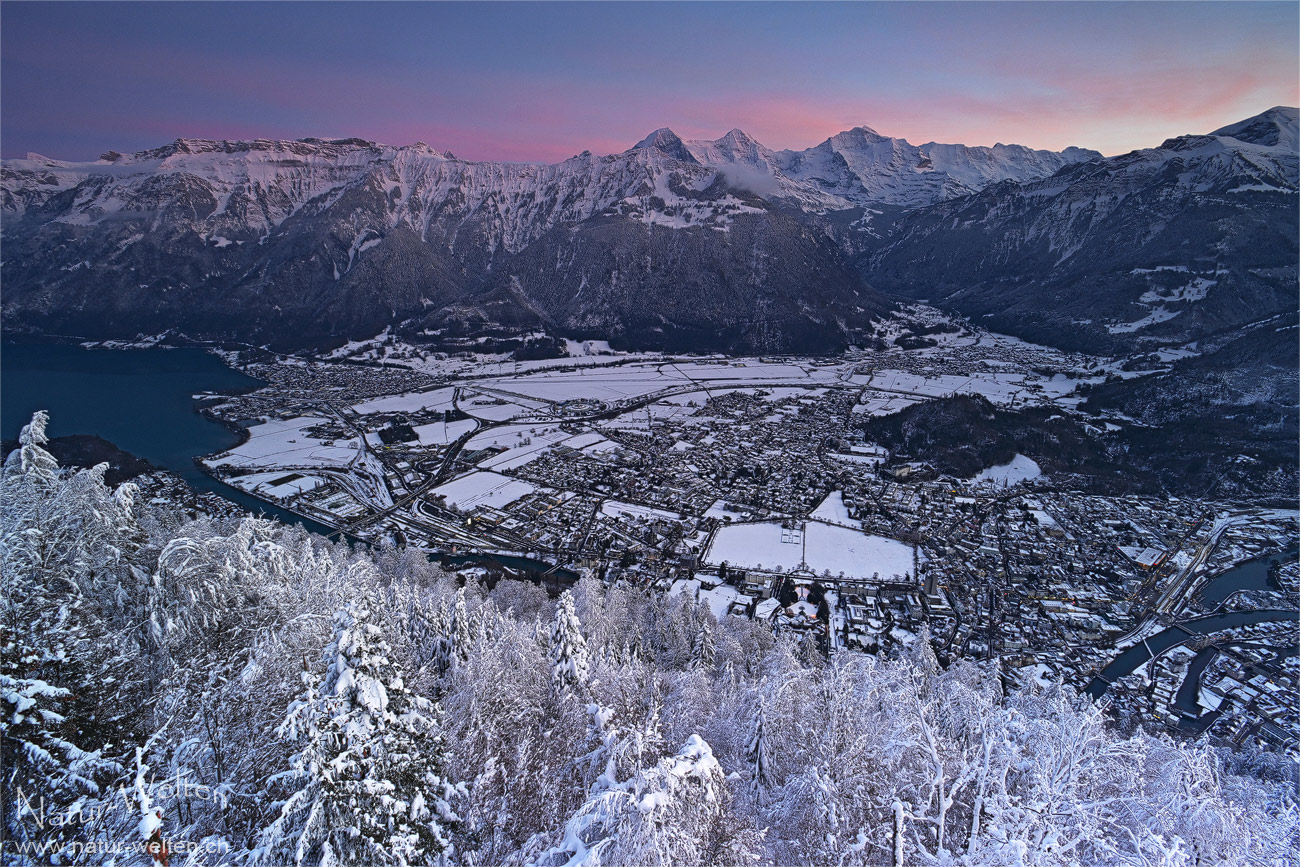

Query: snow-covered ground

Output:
[459, 390, 551, 422]
[705, 521, 914, 581]
[854, 394, 924, 416]
[703, 500, 739, 521]
[409, 418, 478, 446]
[1139, 276, 1215, 305]
[669, 578, 745, 620]
[465, 424, 598, 471]
[809, 491, 859, 528]
[479, 445, 555, 472]
[207, 416, 359, 469]
[562, 432, 607, 450]
[225, 470, 325, 498]
[600, 500, 683, 522]
[973, 454, 1042, 487]
[351, 386, 457, 415]
[1107, 306, 1182, 334]
[851, 369, 1031, 405]
[429, 471, 540, 511]
[466, 424, 562, 451]
[563, 338, 615, 357]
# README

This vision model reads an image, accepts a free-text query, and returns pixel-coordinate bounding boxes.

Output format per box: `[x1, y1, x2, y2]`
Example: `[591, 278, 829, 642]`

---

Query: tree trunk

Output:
[893, 801, 905, 867]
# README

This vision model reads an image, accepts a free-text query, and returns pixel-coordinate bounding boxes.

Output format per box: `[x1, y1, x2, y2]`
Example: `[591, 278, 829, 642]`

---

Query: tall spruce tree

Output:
[746, 696, 772, 804]
[254, 594, 459, 866]
[549, 590, 590, 696]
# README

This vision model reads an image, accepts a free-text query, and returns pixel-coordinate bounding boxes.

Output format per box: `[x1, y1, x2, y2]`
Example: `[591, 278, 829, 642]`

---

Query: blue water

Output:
[1, 342, 261, 487]
[1197, 546, 1294, 608]
[1086, 607, 1299, 699]
[1, 342, 578, 580]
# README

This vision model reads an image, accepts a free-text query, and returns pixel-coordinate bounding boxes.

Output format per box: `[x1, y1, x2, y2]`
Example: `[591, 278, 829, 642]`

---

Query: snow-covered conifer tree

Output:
[16, 410, 60, 492]
[691, 612, 716, 671]
[0, 414, 128, 858]
[450, 587, 471, 664]
[550, 590, 590, 695]
[745, 696, 772, 804]
[533, 734, 756, 866]
[254, 593, 459, 866]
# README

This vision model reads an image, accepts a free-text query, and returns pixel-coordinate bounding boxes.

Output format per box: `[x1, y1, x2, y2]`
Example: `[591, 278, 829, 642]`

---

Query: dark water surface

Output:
[1, 342, 374, 536]
[1196, 545, 1294, 607]
[2, 342, 578, 580]
[2, 342, 261, 487]
[1086, 552, 1300, 705]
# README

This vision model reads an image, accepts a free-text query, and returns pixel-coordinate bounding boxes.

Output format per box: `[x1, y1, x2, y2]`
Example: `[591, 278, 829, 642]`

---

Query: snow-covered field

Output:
[410, 418, 478, 446]
[429, 471, 540, 511]
[459, 390, 551, 422]
[809, 491, 859, 528]
[464, 424, 605, 471]
[563, 432, 610, 451]
[208, 417, 359, 469]
[851, 369, 1032, 405]
[1107, 306, 1182, 334]
[974, 454, 1042, 487]
[854, 393, 924, 416]
[705, 521, 915, 581]
[351, 386, 457, 415]
[466, 424, 562, 451]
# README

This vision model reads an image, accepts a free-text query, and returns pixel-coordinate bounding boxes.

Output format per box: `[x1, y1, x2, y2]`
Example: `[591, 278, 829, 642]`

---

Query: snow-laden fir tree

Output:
[550, 590, 590, 696]
[745, 695, 772, 804]
[691, 611, 716, 672]
[254, 593, 459, 866]
[429, 597, 453, 675]
[450, 587, 472, 664]
[0, 413, 131, 859]
[534, 734, 758, 867]
[391, 586, 444, 678]
[14, 410, 59, 492]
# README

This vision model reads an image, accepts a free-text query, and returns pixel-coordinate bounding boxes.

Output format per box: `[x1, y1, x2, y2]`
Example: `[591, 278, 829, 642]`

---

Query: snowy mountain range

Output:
[863, 106, 1299, 351]
[1, 108, 1294, 354]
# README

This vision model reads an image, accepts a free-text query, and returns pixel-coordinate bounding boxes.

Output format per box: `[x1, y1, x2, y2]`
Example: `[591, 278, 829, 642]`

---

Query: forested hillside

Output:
[3, 411, 1296, 866]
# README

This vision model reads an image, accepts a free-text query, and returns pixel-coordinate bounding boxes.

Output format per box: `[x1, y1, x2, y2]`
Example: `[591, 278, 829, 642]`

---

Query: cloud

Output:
[717, 164, 782, 199]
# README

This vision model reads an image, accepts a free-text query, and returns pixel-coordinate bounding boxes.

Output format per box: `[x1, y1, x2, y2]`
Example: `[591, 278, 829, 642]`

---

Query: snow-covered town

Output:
[4, 3, 1298, 862]
[193, 315, 1300, 760]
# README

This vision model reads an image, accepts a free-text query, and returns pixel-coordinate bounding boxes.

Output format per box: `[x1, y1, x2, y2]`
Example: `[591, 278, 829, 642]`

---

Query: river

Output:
[1085, 545, 1299, 700]
[1196, 545, 1294, 608]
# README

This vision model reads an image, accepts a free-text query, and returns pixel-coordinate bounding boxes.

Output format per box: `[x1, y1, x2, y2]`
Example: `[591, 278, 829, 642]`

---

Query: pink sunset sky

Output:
[2, 2, 1296, 162]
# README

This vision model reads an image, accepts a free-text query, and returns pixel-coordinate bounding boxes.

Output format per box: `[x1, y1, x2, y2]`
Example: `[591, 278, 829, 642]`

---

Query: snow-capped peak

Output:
[685, 129, 773, 166]
[631, 128, 698, 163]
[718, 128, 756, 146]
[766, 124, 1100, 208]
[833, 125, 890, 145]
[1210, 106, 1299, 151]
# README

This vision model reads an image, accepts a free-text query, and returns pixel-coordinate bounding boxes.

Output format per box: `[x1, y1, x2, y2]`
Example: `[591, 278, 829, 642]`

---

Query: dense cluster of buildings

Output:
[197, 341, 1298, 758]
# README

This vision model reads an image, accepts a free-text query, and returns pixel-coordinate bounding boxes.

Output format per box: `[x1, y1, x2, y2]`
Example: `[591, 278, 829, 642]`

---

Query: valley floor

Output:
[187, 311, 1299, 757]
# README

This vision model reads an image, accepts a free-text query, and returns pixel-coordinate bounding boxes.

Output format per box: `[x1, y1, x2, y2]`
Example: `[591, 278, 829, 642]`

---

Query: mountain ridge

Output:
[2, 107, 1293, 356]
[862, 106, 1298, 352]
